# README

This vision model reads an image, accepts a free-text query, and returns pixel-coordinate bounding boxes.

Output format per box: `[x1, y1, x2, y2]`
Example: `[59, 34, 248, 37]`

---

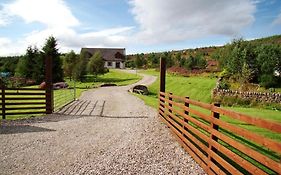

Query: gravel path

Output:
[0, 71, 205, 175]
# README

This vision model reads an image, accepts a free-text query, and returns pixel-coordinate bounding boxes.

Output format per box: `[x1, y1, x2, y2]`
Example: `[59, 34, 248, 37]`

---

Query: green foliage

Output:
[162, 52, 174, 68]
[73, 50, 88, 81]
[183, 53, 207, 70]
[125, 59, 136, 68]
[147, 53, 159, 68]
[42, 36, 63, 83]
[15, 46, 44, 84]
[0, 56, 20, 74]
[87, 51, 106, 78]
[256, 44, 281, 88]
[215, 38, 281, 89]
[241, 62, 254, 84]
[62, 50, 78, 80]
[218, 80, 230, 89]
[135, 53, 146, 68]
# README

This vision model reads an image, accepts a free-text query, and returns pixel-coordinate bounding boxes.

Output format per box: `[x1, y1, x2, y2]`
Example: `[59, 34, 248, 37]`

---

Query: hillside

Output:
[126, 34, 281, 73]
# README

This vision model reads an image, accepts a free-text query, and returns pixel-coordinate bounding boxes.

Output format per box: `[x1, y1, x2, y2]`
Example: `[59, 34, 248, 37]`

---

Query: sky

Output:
[0, 0, 281, 56]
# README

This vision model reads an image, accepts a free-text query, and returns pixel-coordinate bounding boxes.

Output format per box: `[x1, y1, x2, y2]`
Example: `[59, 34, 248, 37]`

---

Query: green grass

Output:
[137, 69, 281, 141]
[138, 69, 281, 121]
[67, 69, 141, 89]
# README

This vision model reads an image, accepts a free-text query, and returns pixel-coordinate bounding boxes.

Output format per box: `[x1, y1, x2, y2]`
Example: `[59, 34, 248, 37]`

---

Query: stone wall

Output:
[212, 88, 281, 104]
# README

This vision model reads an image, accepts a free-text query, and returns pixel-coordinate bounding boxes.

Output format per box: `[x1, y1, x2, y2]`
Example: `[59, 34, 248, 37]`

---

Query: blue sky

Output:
[0, 0, 281, 56]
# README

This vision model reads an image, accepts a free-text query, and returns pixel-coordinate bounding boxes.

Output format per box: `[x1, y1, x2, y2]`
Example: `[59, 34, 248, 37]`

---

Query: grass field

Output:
[137, 69, 281, 139]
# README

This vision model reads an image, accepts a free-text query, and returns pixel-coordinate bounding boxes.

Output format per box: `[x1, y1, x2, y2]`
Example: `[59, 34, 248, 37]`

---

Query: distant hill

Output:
[126, 34, 281, 73]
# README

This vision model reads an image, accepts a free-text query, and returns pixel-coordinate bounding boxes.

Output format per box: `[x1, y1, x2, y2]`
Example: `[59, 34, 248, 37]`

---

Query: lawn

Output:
[138, 69, 281, 123]
[137, 69, 281, 141]
[66, 69, 141, 89]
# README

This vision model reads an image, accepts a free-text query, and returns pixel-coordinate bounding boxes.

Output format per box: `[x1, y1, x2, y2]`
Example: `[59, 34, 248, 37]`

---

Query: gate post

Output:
[159, 57, 166, 114]
[160, 57, 166, 93]
[46, 55, 53, 114]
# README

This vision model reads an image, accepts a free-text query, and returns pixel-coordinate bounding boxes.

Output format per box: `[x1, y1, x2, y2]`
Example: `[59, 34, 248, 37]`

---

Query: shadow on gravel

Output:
[0, 125, 56, 135]
[100, 115, 148, 119]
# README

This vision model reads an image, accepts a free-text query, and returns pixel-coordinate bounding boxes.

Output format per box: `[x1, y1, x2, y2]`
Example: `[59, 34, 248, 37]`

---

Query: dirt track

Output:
[0, 72, 205, 175]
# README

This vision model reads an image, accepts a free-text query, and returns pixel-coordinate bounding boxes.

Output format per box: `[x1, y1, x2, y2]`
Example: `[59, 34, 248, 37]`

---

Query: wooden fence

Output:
[158, 91, 281, 175]
[0, 87, 47, 119]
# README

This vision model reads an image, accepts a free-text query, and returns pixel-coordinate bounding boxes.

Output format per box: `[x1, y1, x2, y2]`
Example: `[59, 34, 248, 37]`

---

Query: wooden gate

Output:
[0, 87, 47, 119]
[0, 56, 53, 119]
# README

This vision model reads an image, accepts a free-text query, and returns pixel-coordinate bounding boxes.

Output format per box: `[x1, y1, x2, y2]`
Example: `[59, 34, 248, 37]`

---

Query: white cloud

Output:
[0, 26, 134, 56]
[4, 0, 79, 27]
[0, 12, 8, 26]
[0, 0, 133, 56]
[0, 37, 25, 56]
[273, 13, 281, 25]
[129, 0, 256, 44]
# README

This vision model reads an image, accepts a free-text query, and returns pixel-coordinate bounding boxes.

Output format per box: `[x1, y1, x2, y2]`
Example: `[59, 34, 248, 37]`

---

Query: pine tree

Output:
[42, 36, 63, 83]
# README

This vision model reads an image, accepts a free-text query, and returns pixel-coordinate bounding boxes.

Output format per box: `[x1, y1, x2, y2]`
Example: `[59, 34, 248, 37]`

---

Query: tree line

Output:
[126, 51, 207, 70]
[212, 38, 281, 88]
[0, 36, 106, 87]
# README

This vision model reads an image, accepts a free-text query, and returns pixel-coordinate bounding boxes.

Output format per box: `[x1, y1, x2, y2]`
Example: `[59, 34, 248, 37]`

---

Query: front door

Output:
[116, 62, 120, 68]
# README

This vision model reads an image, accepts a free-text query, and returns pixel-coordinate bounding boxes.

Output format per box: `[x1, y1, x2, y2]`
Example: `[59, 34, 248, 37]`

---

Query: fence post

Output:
[160, 57, 166, 93]
[208, 103, 220, 172]
[45, 55, 53, 114]
[1, 85, 5, 119]
[159, 57, 166, 115]
[184, 96, 189, 130]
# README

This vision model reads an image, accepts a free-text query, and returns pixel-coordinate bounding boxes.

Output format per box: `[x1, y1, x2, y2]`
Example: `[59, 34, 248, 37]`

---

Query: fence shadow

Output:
[0, 125, 56, 134]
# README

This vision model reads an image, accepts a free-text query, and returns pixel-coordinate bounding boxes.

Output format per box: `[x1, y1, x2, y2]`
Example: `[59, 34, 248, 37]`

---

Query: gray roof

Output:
[81, 48, 126, 61]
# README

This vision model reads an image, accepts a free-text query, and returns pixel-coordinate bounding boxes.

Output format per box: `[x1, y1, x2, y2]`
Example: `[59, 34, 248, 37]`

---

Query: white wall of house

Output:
[104, 61, 125, 69]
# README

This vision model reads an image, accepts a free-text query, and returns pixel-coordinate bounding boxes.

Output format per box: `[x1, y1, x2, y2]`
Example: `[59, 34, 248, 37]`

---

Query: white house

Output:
[81, 48, 126, 69]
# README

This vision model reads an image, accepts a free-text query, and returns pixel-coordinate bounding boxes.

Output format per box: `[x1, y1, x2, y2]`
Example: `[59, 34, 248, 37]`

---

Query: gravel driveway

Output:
[0, 71, 205, 175]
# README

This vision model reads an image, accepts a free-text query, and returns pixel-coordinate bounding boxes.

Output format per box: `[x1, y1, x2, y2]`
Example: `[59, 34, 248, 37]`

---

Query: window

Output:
[107, 62, 112, 66]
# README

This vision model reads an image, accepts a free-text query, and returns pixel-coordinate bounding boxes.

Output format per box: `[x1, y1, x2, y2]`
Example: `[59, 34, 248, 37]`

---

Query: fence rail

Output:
[0, 87, 47, 119]
[54, 88, 75, 111]
[158, 91, 281, 175]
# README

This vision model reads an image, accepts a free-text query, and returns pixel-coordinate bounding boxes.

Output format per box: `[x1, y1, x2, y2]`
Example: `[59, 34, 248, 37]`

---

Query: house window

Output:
[108, 62, 112, 66]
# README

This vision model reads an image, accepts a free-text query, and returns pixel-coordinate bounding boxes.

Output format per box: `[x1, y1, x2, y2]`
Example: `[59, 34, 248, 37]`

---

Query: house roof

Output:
[81, 48, 126, 61]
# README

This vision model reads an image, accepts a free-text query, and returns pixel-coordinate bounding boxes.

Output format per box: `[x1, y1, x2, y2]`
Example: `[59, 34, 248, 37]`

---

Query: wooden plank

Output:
[165, 109, 210, 154]
[159, 113, 210, 169]
[5, 102, 46, 105]
[213, 106, 281, 133]
[160, 101, 210, 132]
[160, 96, 211, 122]
[160, 114, 211, 173]
[5, 92, 45, 95]
[209, 149, 243, 175]
[159, 113, 225, 175]
[210, 139, 267, 175]
[6, 88, 44, 91]
[213, 117, 281, 154]
[4, 97, 46, 100]
[168, 93, 212, 110]
[5, 111, 46, 115]
[5, 106, 46, 111]
[212, 129, 281, 173]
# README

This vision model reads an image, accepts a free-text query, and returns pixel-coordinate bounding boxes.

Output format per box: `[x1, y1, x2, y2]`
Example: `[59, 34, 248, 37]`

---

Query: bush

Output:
[218, 80, 230, 89]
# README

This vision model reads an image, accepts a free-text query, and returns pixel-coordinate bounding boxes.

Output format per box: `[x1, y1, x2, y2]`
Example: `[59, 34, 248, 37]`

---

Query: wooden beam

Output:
[160, 57, 166, 93]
